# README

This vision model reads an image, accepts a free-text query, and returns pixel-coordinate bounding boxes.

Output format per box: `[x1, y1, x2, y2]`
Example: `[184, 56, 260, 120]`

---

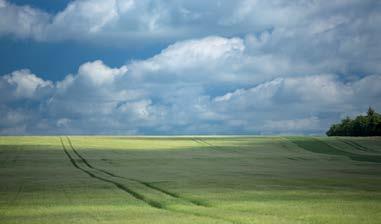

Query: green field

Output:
[0, 136, 381, 223]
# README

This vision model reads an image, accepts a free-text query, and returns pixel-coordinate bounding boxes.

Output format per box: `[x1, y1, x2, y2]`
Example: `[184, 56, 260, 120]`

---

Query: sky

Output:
[0, 0, 381, 135]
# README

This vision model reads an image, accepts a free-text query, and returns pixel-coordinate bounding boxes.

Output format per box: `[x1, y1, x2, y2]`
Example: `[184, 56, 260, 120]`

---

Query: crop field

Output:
[0, 136, 381, 224]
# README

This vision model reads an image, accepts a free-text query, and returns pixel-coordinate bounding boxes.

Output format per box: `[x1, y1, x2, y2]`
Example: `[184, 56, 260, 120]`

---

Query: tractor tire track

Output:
[197, 138, 214, 147]
[287, 137, 381, 163]
[193, 138, 237, 154]
[193, 138, 217, 150]
[66, 136, 207, 207]
[66, 137, 123, 178]
[137, 181, 209, 207]
[338, 138, 373, 152]
[194, 138, 235, 153]
[60, 137, 165, 209]
[192, 138, 204, 146]
[61, 137, 237, 224]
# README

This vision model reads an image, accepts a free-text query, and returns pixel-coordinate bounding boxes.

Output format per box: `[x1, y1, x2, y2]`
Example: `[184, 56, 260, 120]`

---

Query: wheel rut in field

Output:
[192, 138, 239, 156]
[66, 137, 124, 178]
[60, 137, 164, 209]
[61, 137, 237, 223]
[286, 137, 381, 163]
[65, 136, 207, 207]
[338, 138, 374, 152]
[136, 181, 209, 207]
[192, 138, 218, 150]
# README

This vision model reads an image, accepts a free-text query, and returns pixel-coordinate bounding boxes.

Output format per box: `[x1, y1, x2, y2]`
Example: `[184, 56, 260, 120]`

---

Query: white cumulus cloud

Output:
[1, 69, 52, 99]
[0, 17, 380, 135]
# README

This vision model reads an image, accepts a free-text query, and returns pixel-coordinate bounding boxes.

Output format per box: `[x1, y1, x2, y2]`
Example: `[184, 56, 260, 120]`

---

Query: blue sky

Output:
[0, 0, 380, 135]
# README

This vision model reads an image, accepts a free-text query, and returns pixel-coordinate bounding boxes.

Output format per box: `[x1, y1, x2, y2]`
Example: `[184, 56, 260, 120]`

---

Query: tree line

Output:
[326, 107, 381, 136]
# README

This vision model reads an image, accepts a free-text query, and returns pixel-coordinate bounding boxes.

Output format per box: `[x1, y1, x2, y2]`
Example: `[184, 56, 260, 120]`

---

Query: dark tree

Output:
[326, 107, 381, 136]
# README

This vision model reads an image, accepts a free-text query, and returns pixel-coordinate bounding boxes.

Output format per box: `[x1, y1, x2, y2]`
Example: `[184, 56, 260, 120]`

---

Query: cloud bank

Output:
[0, 0, 380, 134]
[1, 36, 381, 135]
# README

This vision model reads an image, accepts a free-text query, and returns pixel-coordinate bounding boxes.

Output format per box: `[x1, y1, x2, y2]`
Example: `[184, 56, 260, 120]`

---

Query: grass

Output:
[0, 136, 381, 223]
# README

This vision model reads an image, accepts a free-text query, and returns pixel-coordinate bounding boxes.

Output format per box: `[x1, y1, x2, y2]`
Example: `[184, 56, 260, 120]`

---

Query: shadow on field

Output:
[287, 137, 381, 163]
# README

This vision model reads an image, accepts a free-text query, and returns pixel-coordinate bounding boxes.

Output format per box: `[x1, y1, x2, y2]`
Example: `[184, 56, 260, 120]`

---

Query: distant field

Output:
[0, 136, 381, 224]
